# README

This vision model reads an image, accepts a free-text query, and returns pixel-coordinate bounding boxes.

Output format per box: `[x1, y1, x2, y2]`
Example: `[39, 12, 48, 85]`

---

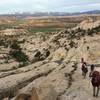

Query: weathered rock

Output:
[52, 47, 67, 61]
[0, 62, 57, 99]
[38, 84, 57, 100]
[14, 84, 57, 100]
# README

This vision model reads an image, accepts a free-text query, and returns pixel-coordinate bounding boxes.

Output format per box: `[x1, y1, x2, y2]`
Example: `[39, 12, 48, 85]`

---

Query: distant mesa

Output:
[1, 10, 100, 17]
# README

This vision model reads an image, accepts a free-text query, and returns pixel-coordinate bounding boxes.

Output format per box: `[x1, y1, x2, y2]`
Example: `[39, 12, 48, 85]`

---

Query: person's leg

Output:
[96, 86, 99, 97]
[93, 87, 96, 97]
[84, 72, 86, 78]
[82, 71, 84, 76]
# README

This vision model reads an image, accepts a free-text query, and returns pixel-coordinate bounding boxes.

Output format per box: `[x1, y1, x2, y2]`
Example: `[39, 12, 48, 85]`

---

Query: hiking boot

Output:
[93, 94, 95, 97]
[96, 95, 98, 97]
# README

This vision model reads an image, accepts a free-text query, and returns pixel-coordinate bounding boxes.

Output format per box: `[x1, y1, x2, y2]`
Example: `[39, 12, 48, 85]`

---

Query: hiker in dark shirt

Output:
[81, 62, 88, 78]
[90, 64, 95, 72]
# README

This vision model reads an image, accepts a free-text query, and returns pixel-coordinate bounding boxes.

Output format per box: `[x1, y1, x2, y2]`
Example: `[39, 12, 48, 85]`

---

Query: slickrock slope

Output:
[76, 18, 100, 30]
[0, 19, 100, 100]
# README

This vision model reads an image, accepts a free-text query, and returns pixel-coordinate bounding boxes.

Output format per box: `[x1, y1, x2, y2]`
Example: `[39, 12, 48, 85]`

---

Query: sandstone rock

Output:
[76, 18, 100, 30]
[52, 47, 67, 61]
[14, 84, 57, 100]
[38, 84, 57, 100]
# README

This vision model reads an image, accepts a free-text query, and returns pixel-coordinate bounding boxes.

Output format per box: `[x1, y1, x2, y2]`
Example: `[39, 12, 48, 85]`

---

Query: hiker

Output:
[81, 58, 84, 63]
[90, 64, 95, 72]
[81, 62, 88, 78]
[89, 70, 100, 97]
[89, 64, 95, 83]
[87, 46, 89, 50]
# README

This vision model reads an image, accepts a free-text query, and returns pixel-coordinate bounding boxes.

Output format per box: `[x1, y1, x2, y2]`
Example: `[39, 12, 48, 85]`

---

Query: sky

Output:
[0, 0, 100, 14]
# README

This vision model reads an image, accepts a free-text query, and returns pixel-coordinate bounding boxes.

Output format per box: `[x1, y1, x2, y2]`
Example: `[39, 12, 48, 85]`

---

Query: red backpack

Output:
[91, 71, 100, 85]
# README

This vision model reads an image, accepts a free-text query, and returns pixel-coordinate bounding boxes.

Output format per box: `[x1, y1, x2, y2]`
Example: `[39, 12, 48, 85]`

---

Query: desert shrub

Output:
[92, 25, 100, 33]
[68, 33, 76, 39]
[69, 40, 76, 48]
[0, 39, 5, 46]
[10, 42, 21, 50]
[87, 28, 94, 36]
[9, 42, 29, 63]
[10, 50, 28, 62]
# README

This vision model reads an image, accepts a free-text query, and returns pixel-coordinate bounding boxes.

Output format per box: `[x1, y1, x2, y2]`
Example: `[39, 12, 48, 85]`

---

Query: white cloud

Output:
[0, 0, 100, 13]
[0, 0, 19, 4]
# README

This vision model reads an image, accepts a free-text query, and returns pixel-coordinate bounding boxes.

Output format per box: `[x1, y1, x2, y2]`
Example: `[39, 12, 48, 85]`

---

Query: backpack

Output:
[84, 67, 88, 73]
[92, 71, 100, 85]
[82, 64, 88, 73]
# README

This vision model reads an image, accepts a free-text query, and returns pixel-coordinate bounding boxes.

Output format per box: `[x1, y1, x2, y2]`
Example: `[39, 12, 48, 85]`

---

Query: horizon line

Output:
[0, 10, 100, 15]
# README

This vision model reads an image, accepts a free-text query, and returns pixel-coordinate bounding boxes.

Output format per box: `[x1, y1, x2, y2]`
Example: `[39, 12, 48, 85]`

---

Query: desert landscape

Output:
[0, 14, 100, 100]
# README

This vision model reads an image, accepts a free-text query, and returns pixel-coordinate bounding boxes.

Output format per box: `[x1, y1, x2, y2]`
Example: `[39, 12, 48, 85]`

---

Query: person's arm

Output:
[89, 72, 93, 77]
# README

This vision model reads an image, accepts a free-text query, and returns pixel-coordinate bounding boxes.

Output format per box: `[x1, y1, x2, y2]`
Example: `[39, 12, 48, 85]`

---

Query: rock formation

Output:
[0, 18, 100, 100]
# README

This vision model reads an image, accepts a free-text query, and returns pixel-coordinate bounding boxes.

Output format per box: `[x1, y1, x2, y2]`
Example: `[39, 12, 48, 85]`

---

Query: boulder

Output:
[14, 84, 57, 100]
[52, 47, 67, 61]
[38, 84, 57, 100]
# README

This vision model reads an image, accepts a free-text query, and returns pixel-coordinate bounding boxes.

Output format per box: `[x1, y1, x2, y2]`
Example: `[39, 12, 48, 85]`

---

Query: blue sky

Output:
[0, 0, 100, 14]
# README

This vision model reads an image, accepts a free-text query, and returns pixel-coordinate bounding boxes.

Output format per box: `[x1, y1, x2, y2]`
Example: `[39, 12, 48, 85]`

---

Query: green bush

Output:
[10, 42, 21, 50]
[69, 41, 76, 48]
[9, 42, 29, 63]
